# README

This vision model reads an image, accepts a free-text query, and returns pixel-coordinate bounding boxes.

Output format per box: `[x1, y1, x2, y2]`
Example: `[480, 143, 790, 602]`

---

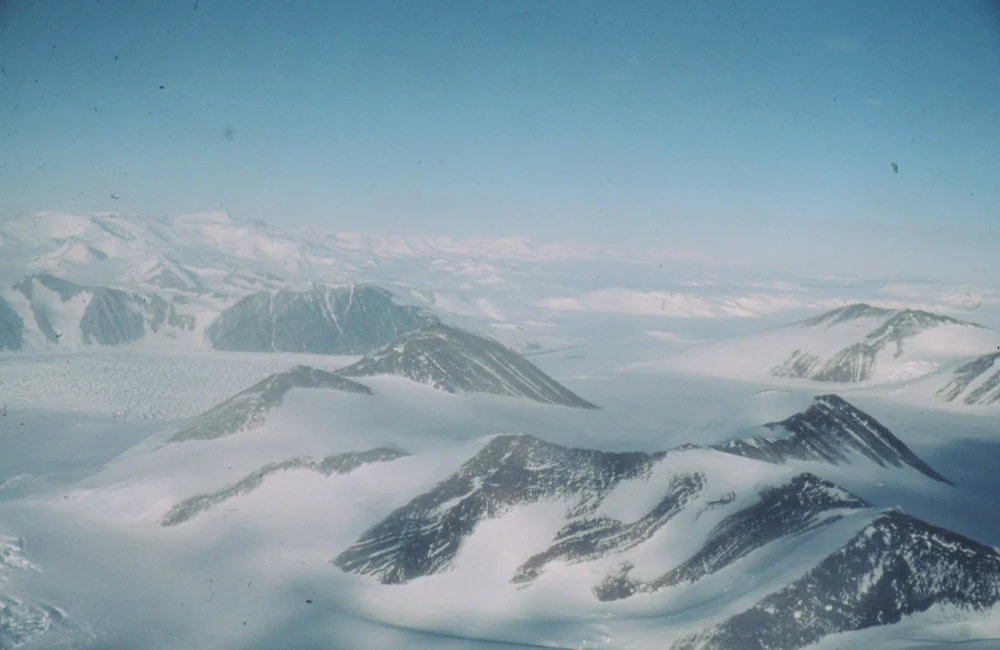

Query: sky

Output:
[0, 0, 998, 277]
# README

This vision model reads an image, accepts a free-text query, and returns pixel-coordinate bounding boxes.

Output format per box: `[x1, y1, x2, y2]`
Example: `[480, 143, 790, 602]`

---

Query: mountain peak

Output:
[800, 303, 893, 328]
[168, 365, 371, 442]
[337, 323, 599, 408]
[714, 394, 952, 484]
[801, 303, 978, 331]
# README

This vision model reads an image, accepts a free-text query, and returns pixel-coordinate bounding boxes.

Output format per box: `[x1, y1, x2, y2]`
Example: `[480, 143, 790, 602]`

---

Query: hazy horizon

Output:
[2, 1, 999, 280]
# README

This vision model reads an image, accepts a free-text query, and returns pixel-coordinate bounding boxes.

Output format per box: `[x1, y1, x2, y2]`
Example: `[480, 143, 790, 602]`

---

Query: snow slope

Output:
[4, 364, 992, 650]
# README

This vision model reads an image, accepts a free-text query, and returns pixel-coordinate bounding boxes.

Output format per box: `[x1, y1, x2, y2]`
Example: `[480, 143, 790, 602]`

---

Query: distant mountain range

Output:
[0, 272, 438, 356]
[207, 284, 437, 354]
[329, 394, 999, 650]
[771, 304, 984, 382]
[0, 273, 195, 350]
[652, 303, 1000, 408]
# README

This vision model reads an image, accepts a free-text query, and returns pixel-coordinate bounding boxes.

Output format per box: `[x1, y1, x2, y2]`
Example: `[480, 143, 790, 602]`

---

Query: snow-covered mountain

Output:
[0, 273, 198, 350]
[336, 323, 599, 408]
[7, 338, 999, 650]
[712, 394, 952, 484]
[168, 365, 371, 442]
[652, 303, 1000, 388]
[168, 323, 596, 446]
[593, 473, 871, 600]
[206, 284, 437, 354]
[0, 211, 645, 295]
[2, 209, 999, 649]
[334, 433, 661, 583]
[330, 394, 999, 650]
[0, 270, 438, 356]
[160, 447, 408, 526]
[772, 304, 990, 382]
[10, 211, 971, 345]
[935, 351, 1000, 406]
[671, 510, 1000, 650]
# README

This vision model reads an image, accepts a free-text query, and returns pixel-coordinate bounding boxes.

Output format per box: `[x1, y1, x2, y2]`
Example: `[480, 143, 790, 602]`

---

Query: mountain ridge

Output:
[658, 303, 1000, 399]
[336, 323, 599, 409]
[168, 365, 372, 443]
[326, 393, 991, 650]
[712, 394, 952, 484]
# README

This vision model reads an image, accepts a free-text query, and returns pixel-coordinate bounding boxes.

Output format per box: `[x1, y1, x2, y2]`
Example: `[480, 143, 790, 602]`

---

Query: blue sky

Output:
[1, 0, 997, 276]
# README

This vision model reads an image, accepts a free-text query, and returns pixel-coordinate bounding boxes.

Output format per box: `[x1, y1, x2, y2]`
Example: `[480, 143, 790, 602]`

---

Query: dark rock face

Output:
[332, 434, 663, 583]
[337, 323, 598, 409]
[0, 298, 23, 350]
[673, 512, 1000, 650]
[936, 352, 1000, 406]
[595, 474, 870, 601]
[147, 294, 196, 332]
[713, 394, 952, 484]
[15, 273, 84, 343]
[805, 343, 882, 383]
[326, 393, 994, 650]
[15, 273, 83, 302]
[80, 287, 146, 345]
[160, 448, 407, 526]
[168, 366, 372, 442]
[145, 261, 201, 291]
[9, 273, 194, 346]
[772, 304, 982, 383]
[770, 349, 822, 379]
[799, 303, 890, 327]
[206, 284, 437, 354]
